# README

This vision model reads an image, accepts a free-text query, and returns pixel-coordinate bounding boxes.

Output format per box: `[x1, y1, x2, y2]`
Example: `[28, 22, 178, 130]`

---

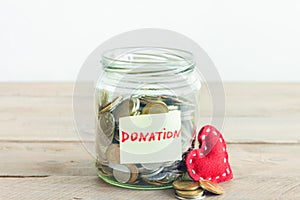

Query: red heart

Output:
[185, 125, 233, 183]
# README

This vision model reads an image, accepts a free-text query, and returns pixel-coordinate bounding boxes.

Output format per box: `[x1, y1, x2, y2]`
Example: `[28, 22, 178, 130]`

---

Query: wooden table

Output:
[0, 83, 299, 199]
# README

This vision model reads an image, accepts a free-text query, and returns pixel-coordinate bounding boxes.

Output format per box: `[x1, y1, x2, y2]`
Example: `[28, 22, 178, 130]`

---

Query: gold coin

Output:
[173, 180, 199, 191]
[175, 189, 204, 198]
[142, 101, 168, 114]
[99, 96, 123, 114]
[199, 179, 225, 195]
[127, 164, 139, 184]
[101, 165, 113, 176]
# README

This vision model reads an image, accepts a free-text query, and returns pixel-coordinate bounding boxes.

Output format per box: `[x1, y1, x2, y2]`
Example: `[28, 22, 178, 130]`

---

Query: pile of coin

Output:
[95, 89, 196, 187]
[172, 179, 225, 199]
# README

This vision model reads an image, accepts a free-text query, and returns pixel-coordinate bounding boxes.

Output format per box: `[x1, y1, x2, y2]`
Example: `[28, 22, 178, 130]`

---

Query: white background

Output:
[0, 0, 299, 82]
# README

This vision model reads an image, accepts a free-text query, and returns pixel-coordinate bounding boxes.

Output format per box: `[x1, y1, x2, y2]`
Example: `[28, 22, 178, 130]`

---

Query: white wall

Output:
[1, 0, 299, 82]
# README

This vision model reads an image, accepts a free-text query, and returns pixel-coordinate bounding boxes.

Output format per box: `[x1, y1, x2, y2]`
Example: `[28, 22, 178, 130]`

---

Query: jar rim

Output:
[101, 46, 194, 66]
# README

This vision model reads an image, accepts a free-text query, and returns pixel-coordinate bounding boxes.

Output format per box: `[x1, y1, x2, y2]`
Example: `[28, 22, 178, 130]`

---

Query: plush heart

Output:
[185, 125, 233, 183]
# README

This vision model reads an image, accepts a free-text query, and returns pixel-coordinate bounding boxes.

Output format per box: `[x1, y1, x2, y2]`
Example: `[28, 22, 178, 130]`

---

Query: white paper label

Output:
[119, 110, 182, 164]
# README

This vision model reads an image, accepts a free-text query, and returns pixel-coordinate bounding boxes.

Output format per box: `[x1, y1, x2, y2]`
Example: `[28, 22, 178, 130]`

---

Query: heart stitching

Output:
[185, 125, 233, 183]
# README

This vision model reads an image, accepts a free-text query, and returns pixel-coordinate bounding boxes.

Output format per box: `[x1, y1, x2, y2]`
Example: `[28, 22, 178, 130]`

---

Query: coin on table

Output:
[99, 112, 115, 137]
[175, 193, 205, 200]
[173, 180, 199, 191]
[113, 97, 140, 121]
[105, 144, 120, 164]
[142, 101, 168, 114]
[99, 96, 123, 114]
[175, 188, 204, 198]
[199, 179, 225, 195]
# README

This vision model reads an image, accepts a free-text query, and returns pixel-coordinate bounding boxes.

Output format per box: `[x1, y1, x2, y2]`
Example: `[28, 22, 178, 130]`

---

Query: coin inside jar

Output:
[99, 96, 123, 114]
[96, 89, 108, 110]
[140, 162, 163, 171]
[199, 179, 225, 195]
[112, 97, 140, 121]
[112, 164, 139, 184]
[173, 180, 199, 191]
[98, 112, 115, 137]
[96, 119, 114, 146]
[105, 144, 120, 164]
[142, 101, 168, 114]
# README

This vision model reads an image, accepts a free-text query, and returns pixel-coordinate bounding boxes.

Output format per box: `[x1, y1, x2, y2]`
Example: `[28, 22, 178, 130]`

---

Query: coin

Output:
[101, 165, 113, 176]
[99, 96, 123, 114]
[175, 189, 204, 198]
[95, 142, 108, 162]
[127, 164, 139, 184]
[112, 164, 139, 184]
[142, 95, 162, 101]
[140, 163, 163, 171]
[173, 180, 199, 191]
[105, 144, 120, 164]
[199, 179, 225, 195]
[174, 193, 205, 200]
[99, 112, 115, 137]
[96, 89, 108, 109]
[142, 101, 168, 114]
[113, 97, 140, 121]
[96, 120, 114, 146]
[163, 172, 180, 182]
[161, 95, 184, 105]
[143, 170, 167, 181]
[113, 164, 131, 183]
[143, 178, 168, 186]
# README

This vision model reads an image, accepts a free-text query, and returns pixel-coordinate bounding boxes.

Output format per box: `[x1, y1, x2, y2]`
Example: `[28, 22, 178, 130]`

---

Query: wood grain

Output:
[1, 83, 300, 199]
[0, 83, 299, 142]
[0, 142, 299, 199]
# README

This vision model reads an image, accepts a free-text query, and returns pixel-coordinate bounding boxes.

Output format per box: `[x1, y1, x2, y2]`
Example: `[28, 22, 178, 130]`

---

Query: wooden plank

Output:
[0, 83, 300, 142]
[1, 115, 299, 142]
[0, 175, 299, 200]
[1, 82, 300, 117]
[1, 142, 299, 178]
[0, 142, 299, 199]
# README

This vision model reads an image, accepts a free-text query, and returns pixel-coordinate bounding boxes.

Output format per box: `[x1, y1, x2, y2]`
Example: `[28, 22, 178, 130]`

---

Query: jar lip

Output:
[101, 46, 194, 65]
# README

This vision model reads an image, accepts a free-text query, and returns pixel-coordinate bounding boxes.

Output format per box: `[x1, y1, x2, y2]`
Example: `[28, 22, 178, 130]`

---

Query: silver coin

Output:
[161, 161, 176, 167]
[96, 120, 114, 146]
[143, 171, 168, 181]
[112, 164, 131, 184]
[112, 97, 140, 121]
[140, 167, 164, 178]
[164, 172, 180, 182]
[99, 112, 115, 137]
[140, 163, 163, 171]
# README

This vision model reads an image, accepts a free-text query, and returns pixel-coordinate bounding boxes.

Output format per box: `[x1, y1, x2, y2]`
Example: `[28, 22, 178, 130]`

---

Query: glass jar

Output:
[95, 47, 201, 190]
